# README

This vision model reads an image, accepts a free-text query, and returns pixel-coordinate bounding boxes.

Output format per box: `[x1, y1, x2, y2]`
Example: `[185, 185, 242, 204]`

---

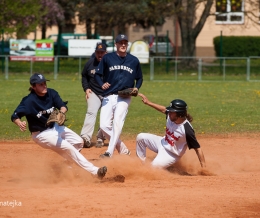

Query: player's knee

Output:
[86, 111, 97, 116]
[136, 133, 146, 142]
[99, 124, 111, 133]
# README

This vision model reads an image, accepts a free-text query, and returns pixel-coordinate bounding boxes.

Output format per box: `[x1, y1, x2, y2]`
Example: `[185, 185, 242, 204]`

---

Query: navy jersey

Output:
[81, 57, 103, 96]
[11, 88, 68, 133]
[94, 52, 143, 96]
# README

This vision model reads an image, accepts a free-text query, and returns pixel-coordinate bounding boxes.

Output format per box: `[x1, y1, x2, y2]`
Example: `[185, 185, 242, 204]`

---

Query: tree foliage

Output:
[0, 0, 44, 38]
[78, 0, 141, 37]
[135, 0, 174, 54]
[40, 0, 64, 39]
[77, 0, 173, 46]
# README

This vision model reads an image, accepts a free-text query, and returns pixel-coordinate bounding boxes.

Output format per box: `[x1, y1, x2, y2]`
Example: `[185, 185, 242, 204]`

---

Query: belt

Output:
[106, 91, 118, 96]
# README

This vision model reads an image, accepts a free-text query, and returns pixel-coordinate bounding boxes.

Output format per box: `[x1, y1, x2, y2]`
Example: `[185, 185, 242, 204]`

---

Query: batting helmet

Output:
[166, 99, 187, 113]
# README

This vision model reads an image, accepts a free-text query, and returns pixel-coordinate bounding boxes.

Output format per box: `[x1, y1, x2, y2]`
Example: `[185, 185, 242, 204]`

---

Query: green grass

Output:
[1, 73, 260, 140]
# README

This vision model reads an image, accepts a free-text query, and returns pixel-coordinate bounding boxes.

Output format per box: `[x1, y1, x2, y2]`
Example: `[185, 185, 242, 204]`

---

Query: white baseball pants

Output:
[100, 94, 130, 156]
[136, 133, 180, 168]
[31, 123, 99, 175]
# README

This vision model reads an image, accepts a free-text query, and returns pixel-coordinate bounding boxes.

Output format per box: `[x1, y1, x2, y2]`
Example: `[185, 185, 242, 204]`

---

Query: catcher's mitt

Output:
[118, 88, 138, 97]
[46, 109, 66, 126]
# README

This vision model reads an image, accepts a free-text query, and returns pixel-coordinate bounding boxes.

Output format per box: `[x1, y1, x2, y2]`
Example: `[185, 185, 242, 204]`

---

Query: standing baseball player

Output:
[136, 93, 206, 169]
[80, 43, 107, 148]
[95, 34, 143, 158]
[11, 73, 107, 179]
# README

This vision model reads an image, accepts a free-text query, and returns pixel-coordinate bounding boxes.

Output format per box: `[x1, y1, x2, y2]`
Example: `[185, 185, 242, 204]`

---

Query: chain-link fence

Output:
[1, 55, 260, 81]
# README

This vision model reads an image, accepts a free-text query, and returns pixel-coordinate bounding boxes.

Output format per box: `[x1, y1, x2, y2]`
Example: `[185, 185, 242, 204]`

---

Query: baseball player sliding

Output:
[95, 34, 143, 158]
[136, 93, 206, 169]
[11, 73, 107, 179]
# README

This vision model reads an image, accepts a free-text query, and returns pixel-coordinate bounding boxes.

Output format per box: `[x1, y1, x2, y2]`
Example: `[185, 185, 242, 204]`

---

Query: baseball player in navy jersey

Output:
[95, 34, 143, 158]
[80, 43, 107, 148]
[11, 73, 107, 179]
[136, 93, 206, 169]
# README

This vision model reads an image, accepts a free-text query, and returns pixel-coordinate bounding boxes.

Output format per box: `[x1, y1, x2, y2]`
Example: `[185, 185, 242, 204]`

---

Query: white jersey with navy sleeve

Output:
[162, 115, 200, 157]
[136, 113, 201, 168]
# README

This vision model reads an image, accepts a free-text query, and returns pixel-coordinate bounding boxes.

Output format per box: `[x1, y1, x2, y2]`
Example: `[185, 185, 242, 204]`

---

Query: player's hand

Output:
[138, 93, 150, 105]
[86, 89, 92, 99]
[102, 82, 111, 90]
[18, 121, 27, 132]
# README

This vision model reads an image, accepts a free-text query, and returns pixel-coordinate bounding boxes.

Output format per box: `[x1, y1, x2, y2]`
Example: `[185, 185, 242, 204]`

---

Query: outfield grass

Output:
[1, 73, 260, 140]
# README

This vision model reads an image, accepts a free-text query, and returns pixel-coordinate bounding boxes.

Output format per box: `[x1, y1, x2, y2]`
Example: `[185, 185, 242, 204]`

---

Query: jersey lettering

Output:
[36, 107, 54, 118]
[165, 127, 180, 146]
[109, 65, 133, 74]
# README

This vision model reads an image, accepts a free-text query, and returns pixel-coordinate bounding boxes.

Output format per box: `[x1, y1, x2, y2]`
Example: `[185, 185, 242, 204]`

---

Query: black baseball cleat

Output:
[97, 166, 107, 179]
[99, 152, 111, 158]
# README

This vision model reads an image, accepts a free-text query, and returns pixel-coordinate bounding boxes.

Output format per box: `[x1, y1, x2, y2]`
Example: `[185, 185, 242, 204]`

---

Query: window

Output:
[215, 0, 244, 24]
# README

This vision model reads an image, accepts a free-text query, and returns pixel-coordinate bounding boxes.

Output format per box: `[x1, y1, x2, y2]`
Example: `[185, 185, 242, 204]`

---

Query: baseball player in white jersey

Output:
[95, 34, 143, 158]
[136, 93, 206, 169]
[11, 73, 107, 179]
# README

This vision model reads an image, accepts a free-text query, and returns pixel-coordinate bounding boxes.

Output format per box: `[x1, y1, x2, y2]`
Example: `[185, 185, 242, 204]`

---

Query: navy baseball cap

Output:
[115, 34, 128, 43]
[95, 43, 107, 51]
[30, 73, 49, 85]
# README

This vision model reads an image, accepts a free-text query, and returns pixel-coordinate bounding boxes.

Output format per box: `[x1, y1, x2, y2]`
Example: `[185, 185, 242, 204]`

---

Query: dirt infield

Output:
[1, 135, 260, 218]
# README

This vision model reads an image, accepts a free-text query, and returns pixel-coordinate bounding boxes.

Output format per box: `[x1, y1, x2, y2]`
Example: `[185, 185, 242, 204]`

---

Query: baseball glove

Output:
[46, 109, 66, 126]
[118, 88, 138, 97]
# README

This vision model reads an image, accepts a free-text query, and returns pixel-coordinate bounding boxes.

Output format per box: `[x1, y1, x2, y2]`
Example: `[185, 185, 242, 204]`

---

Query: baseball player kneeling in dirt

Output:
[11, 73, 107, 179]
[136, 93, 206, 169]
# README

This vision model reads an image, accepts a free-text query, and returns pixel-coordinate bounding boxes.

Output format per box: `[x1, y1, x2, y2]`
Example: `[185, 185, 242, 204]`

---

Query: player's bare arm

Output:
[13, 118, 27, 132]
[138, 93, 166, 114]
[194, 148, 206, 168]
[102, 82, 111, 90]
[86, 88, 92, 99]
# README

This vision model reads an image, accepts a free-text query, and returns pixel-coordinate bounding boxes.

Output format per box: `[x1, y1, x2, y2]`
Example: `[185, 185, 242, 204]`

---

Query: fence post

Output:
[150, 57, 154, 81]
[246, 57, 250, 81]
[79, 57, 81, 80]
[1, 29, 4, 73]
[198, 58, 202, 81]
[54, 56, 58, 79]
[30, 58, 33, 76]
[166, 30, 169, 73]
[223, 58, 226, 81]
[5, 56, 8, 80]
[174, 57, 178, 81]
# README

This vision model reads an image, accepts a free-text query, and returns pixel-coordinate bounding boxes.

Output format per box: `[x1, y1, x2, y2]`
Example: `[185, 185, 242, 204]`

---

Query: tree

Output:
[135, 0, 174, 55]
[40, 0, 64, 39]
[172, 0, 260, 66]
[77, 0, 174, 55]
[0, 0, 45, 38]
[77, 0, 142, 38]
[173, 0, 214, 62]
[52, 0, 81, 56]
